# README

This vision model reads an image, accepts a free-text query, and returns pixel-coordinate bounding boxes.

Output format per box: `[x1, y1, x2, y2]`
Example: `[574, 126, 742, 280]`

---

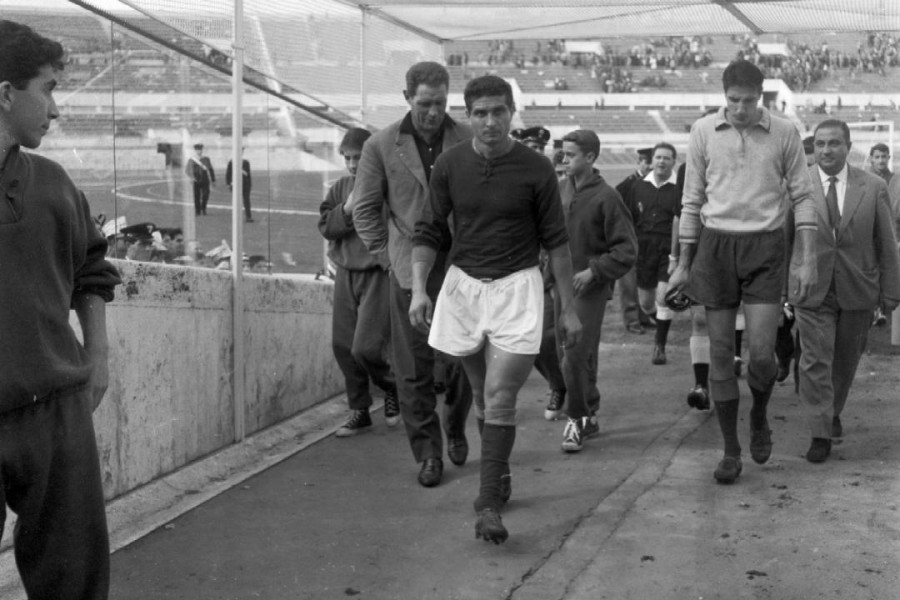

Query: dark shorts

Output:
[687, 228, 785, 309]
[636, 232, 671, 289]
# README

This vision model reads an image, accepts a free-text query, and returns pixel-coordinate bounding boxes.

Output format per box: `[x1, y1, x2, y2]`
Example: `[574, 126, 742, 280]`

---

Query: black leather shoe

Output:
[447, 435, 468, 466]
[806, 438, 832, 463]
[417, 458, 443, 487]
[832, 415, 843, 438]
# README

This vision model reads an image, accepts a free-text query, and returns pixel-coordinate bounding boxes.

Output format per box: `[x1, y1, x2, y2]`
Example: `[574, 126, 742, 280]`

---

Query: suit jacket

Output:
[789, 164, 900, 311]
[352, 116, 472, 289]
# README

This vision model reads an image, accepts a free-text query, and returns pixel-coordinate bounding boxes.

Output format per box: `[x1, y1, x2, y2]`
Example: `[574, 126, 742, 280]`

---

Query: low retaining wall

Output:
[93, 260, 341, 500]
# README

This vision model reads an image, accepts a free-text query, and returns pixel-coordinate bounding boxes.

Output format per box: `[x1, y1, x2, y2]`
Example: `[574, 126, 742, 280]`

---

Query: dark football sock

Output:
[474, 424, 516, 512]
[714, 399, 741, 457]
[655, 318, 672, 347]
[693, 363, 709, 388]
[749, 386, 772, 430]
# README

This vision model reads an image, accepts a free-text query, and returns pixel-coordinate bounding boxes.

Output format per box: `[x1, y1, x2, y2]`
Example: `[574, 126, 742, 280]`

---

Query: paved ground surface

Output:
[2, 302, 898, 599]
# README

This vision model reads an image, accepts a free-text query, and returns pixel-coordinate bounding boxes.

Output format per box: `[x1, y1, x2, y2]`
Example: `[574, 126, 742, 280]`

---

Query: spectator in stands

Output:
[226, 147, 253, 223]
[318, 127, 398, 438]
[353, 61, 473, 488]
[410, 75, 581, 543]
[185, 143, 215, 215]
[794, 119, 900, 463]
[556, 128, 636, 453]
[616, 147, 654, 334]
[867, 143, 893, 185]
[0, 19, 121, 600]
[669, 59, 818, 484]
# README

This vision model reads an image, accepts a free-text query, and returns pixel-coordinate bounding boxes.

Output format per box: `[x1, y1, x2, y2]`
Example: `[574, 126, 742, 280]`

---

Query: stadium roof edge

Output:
[334, 1, 900, 42]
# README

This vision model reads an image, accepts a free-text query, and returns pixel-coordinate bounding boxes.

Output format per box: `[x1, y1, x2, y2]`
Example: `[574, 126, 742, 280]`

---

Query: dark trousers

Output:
[193, 181, 210, 214]
[556, 285, 609, 419]
[795, 290, 870, 439]
[241, 187, 252, 221]
[0, 387, 110, 600]
[618, 267, 640, 327]
[332, 266, 394, 410]
[532, 288, 566, 393]
[389, 272, 472, 462]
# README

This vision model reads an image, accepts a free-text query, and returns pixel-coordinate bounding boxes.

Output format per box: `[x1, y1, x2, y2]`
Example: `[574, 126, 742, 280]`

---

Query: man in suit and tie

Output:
[793, 119, 900, 463]
[353, 62, 473, 487]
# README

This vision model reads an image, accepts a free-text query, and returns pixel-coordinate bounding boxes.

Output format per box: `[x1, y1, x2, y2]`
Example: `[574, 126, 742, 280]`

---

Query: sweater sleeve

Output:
[679, 122, 707, 245]
[73, 191, 121, 303]
[318, 178, 356, 241]
[534, 168, 568, 251]
[784, 128, 817, 232]
[414, 154, 453, 251]
[587, 191, 637, 282]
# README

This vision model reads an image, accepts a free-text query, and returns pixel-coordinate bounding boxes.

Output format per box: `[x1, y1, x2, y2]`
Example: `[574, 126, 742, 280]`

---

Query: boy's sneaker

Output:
[335, 409, 372, 437]
[561, 418, 584, 453]
[686, 385, 710, 410]
[581, 414, 600, 439]
[544, 390, 565, 421]
[383, 389, 400, 427]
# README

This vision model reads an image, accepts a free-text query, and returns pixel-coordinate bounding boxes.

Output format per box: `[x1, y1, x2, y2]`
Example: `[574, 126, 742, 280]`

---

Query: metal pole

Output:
[360, 9, 367, 125]
[232, 0, 246, 441]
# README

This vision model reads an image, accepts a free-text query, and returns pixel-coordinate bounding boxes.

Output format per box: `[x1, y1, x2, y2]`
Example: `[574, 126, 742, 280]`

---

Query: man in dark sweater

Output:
[318, 127, 398, 437]
[410, 75, 582, 544]
[0, 20, 121, 600]
[557, 129, 637, 453]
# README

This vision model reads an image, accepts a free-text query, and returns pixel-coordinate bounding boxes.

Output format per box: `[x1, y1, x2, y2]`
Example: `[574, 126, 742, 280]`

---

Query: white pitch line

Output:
[113, 179, 320, 216]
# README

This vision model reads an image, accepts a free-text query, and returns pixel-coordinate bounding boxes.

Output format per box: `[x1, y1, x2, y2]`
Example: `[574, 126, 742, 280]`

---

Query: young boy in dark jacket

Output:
[556, 129, 637, 453]
[0, 20, 121, 600]
[318, 128, 398, 436]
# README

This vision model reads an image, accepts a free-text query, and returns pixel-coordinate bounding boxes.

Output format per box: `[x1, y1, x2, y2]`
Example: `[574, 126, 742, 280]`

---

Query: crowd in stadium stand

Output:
[739, 32, 900, 92]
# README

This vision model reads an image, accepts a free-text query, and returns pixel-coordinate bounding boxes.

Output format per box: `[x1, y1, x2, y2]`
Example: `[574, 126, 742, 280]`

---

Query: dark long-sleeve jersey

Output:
[414, 142, 568, 280]
[0, 146, 121, 414]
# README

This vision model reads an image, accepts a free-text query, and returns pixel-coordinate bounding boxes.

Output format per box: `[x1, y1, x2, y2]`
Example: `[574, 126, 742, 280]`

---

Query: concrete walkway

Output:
[2, 330, 899, 599]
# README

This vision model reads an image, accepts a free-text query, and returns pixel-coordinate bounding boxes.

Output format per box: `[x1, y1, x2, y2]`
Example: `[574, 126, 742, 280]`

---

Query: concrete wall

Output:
[90, 260, 342, 500]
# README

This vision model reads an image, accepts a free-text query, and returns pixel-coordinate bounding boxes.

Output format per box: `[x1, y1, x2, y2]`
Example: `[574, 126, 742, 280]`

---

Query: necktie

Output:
[825, 176, 840, 232]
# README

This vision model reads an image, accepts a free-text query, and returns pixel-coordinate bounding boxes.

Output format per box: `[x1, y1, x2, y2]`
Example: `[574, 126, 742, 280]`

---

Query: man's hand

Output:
[572, 268, 593, 297]
[558, 306, 582, 349]
[882, 298, 899, 315]
[666, 263, 689, 296]
[409, 291, 433, 334]
[790, 260, 817, 305]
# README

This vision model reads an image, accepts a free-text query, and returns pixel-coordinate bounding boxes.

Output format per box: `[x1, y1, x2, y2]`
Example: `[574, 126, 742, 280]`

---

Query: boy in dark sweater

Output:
[557, 129, 637, 452]
[318, 128, 398, 436]
[0, 20, 121, 600]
